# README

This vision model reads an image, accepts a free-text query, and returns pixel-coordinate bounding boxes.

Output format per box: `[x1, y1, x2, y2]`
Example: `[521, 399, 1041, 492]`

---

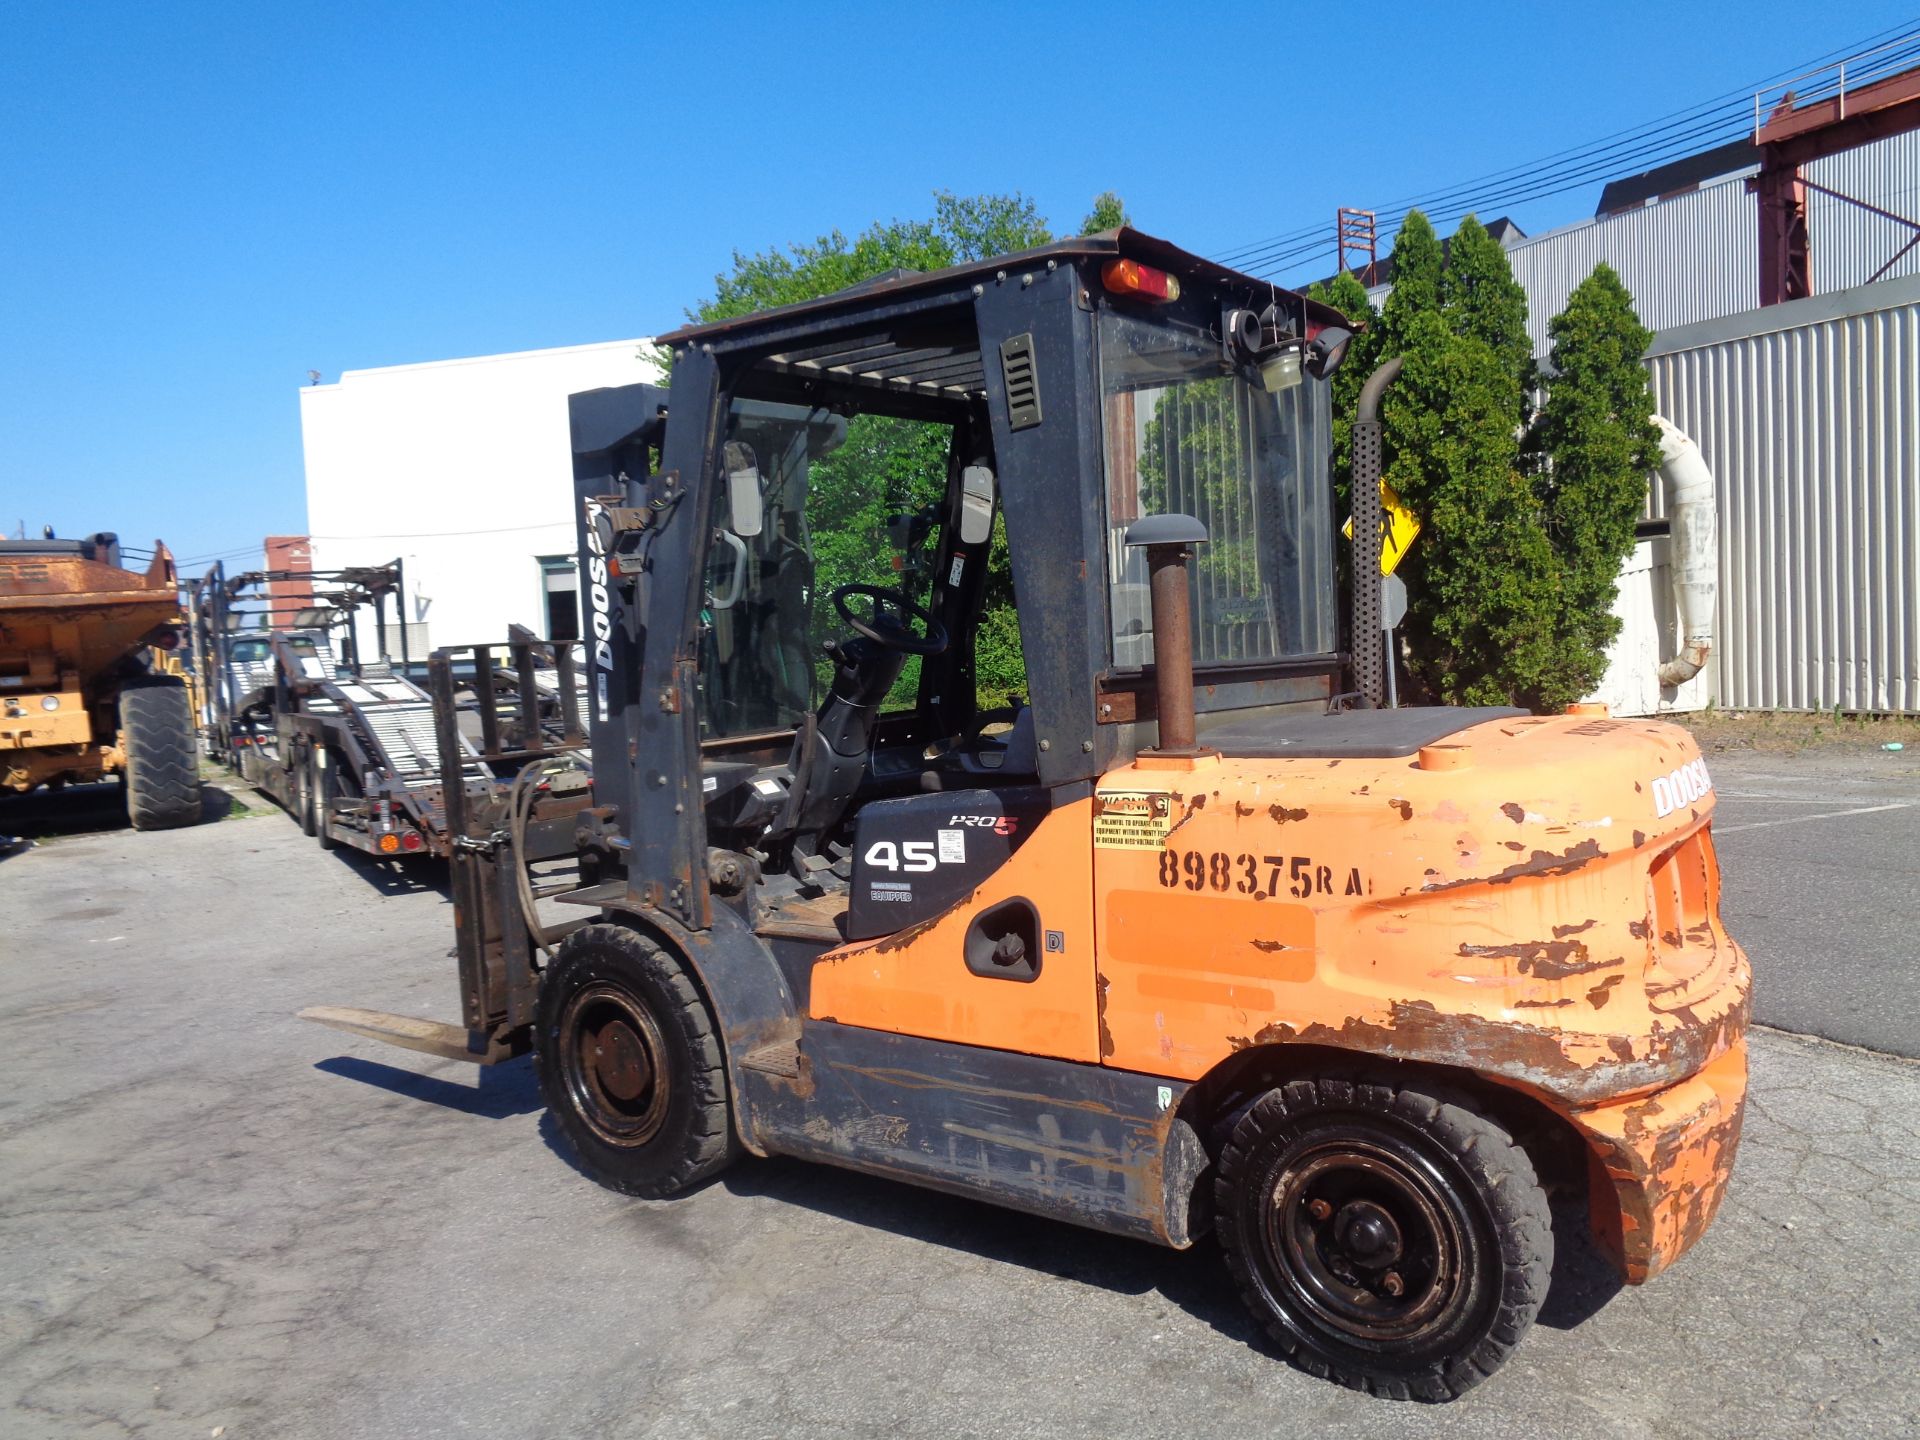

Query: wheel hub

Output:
[1266, 1133, 1468, 1343]
[590, 1019, 652, 1103]
[1334, 1199, 1403, 1266]
[561, 983, 671, 1147]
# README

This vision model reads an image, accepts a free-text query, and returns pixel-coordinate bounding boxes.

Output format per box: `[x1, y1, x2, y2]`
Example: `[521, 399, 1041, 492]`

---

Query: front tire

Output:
[1214, 1074, 1551, 1402]
[118, 677, 202, 831]
[534, 923, 738, 1197]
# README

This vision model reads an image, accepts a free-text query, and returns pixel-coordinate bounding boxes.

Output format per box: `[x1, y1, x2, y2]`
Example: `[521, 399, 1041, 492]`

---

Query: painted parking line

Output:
[1715, 801, 1915, 835]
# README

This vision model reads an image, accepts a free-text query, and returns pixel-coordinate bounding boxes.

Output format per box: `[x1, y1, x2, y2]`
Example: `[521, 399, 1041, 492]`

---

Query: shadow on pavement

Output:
[327, 845, 452, 899]
[0, 780, 129, 840]
[714, 1154, 1269, 1347]
[0, 778, 265, 844]
[313, 1054, 542, 1117]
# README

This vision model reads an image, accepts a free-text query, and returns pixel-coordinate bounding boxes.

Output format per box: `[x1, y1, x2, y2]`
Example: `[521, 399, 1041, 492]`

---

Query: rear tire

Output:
[118, 677, 202, 831]
[534, 923, 738, 1197]
[1214, 1073, 1551, 1402]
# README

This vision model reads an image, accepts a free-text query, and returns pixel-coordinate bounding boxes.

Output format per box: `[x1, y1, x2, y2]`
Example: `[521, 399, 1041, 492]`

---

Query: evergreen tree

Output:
[1532, 264, 1660, 705]
[1382, 313, 1559, 706]
[1375, 210, 1443, 355]
[1440, 215, 1532, 398]
[1307, 268, 1381, 520]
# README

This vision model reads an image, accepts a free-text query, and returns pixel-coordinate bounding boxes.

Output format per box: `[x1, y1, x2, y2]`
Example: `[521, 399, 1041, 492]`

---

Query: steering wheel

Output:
[830, 583, 949, 656]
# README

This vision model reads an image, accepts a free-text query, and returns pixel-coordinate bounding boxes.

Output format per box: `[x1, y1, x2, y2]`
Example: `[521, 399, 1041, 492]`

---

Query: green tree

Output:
[1375, 210, 1444, 356]
[1307, 267, 1382, 520]
[1440, 215, 1532, 397]
[1531, 264, 1660, 704]
[1080, 191, 1129, 233]
[1383, 312, 1560, 706]
[685, 192, 1068, 708]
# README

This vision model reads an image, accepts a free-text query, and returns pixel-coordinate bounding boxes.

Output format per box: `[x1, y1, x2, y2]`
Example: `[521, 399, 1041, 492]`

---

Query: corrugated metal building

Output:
[1647, 274, 1920, 713]
[1491, 131, 1920, 355]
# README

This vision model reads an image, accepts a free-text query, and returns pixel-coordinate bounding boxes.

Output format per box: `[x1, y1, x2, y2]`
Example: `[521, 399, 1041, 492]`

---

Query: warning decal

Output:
[1093, 790, 1176, 849]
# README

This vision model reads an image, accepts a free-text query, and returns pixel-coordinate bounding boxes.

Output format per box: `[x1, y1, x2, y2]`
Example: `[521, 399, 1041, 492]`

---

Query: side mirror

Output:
[721, 440, 764, 538]
[958, 464, 994, 546]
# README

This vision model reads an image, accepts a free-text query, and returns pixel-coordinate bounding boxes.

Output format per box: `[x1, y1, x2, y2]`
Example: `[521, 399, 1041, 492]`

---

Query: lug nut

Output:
[1307, 1198, 1333, 1221]
[1382, 1271, 1404, 1297]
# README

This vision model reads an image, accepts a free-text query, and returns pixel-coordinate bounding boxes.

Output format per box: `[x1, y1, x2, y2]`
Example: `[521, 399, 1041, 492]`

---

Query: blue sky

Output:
[3, 1, 1912, 570]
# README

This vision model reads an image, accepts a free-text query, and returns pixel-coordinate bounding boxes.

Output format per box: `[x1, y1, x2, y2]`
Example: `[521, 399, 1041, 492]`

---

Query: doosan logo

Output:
[1650, 758, 1712, 818]
[582, 499, 615, 724]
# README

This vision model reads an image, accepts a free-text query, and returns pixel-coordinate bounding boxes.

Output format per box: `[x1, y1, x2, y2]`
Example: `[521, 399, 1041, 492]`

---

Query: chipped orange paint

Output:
[806, 711, 1749, 1283]
[1570, 1035, 1747, 1281]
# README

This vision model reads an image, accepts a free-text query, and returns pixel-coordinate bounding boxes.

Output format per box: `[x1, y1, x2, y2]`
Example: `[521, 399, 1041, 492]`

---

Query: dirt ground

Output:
[1676, 707, 1920, 758]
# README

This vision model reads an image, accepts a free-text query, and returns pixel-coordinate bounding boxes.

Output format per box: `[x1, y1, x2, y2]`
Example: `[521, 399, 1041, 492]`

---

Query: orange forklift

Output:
[307, 229, 1748, 1400]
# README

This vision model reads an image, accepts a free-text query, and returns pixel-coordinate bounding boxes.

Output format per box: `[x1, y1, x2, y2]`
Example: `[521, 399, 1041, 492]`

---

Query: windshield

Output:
[1099, 309, 1335, 669]
[696, 399, 947, 739]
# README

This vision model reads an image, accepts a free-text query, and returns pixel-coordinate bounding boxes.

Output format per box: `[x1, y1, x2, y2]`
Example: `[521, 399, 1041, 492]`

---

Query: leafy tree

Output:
[1080, 191, 1129, 233]
[934, 189, 1052, 262]
[684, 192, 1078, 708]
[1531, 264, 1660, 703]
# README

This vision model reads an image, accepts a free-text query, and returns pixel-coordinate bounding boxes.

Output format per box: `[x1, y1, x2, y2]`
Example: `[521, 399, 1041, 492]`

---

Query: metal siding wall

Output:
[1508, 180, 1759, 356]
[1648, 291, 1919, 712]
[1807, 132, 1920, 290]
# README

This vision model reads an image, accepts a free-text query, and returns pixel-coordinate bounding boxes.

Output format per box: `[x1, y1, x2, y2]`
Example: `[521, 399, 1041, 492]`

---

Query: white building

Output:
[299, 338, 660, 659]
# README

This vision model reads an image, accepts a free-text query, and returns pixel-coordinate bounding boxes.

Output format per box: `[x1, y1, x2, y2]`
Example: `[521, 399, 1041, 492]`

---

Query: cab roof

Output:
[657, 227, 1352, 351]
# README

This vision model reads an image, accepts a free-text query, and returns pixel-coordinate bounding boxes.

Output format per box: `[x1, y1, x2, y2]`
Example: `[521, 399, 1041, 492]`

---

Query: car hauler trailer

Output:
[305, 229, 1750, 1401]
[195, 559, 481, 857]
[0, 532, 202, 828]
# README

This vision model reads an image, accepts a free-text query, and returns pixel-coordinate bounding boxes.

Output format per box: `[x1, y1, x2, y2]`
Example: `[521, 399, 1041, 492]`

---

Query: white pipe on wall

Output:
[1651, 415, 1717, 687]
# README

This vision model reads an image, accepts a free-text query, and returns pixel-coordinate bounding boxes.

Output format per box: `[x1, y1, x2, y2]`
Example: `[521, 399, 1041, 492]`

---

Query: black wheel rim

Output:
[1260, 1125, 1473, 1345]
[560, 982, 670, 1147]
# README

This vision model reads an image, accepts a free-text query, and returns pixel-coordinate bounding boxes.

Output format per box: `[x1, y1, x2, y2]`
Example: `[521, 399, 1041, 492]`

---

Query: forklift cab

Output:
[571, 228, 1352, 937]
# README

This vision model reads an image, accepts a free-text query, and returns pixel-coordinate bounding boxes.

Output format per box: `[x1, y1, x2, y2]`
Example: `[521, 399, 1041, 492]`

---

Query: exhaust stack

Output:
[1125, 514, 1209, 755]
[1651, 416, 1717, 688]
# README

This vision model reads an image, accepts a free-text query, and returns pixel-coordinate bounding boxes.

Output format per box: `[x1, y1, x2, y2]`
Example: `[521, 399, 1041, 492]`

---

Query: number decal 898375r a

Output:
[1157, 848, 1368, 900]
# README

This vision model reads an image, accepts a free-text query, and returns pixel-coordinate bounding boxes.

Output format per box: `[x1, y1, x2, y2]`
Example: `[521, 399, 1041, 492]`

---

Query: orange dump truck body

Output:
[0, 537, 184, 791]
[809, 710, 1748, 1282]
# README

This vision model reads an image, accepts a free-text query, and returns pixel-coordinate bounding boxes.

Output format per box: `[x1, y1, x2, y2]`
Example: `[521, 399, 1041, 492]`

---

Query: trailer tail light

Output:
[1102, 258, 1180, 303]
[401, 831, 424, 853]
[378, 833, 401, 854]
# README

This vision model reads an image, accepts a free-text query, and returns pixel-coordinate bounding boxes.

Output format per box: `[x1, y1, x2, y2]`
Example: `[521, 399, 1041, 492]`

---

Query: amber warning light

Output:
[1102, 258, 1181, 303]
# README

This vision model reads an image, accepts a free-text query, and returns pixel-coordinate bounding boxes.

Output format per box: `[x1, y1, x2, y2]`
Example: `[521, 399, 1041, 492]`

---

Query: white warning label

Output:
[1093, 791, 1175, 849]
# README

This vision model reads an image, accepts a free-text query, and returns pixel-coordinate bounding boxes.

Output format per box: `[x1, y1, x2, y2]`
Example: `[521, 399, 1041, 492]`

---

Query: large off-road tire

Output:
[1214, 1074, 1552, 1402]
[118, 677, 203, 831]
[534, 923, 738, 1197]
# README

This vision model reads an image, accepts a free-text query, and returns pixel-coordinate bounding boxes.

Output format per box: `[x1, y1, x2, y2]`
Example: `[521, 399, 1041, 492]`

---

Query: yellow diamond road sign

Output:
[1343, 480, 1422, 576]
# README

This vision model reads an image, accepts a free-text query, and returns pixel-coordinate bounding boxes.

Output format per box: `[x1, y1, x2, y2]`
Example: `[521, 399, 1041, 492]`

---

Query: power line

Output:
[1217, 19, 1920, 269]
[1216, 18, 1920, 281]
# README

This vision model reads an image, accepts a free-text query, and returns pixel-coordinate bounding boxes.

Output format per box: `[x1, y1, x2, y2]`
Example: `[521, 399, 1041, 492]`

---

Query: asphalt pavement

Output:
[1706, 748, 1920, 1057]
[1, 755, 1917, 1439]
